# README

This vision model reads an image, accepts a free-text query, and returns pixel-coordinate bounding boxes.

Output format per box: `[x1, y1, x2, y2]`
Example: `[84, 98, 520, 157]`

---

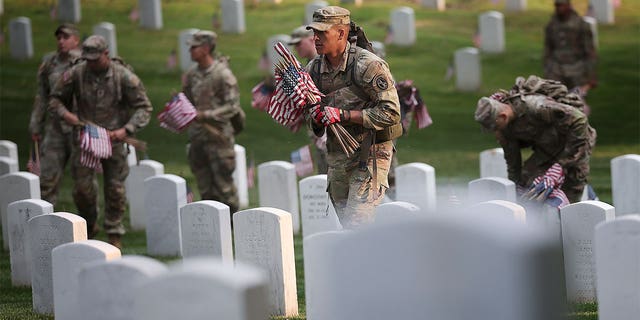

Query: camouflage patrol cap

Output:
[54, 23, 80, 37]
[288, 26, 314, 45]
[474, 97, 502, 131]
[187, 30, 218, 47]
[82, 35, 108, 60]
[306, 6, 351, 32]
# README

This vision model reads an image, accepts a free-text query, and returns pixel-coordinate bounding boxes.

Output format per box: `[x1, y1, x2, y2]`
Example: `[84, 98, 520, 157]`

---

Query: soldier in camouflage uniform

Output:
[28, 24, 81, 205]
[474, 79, 596, 203]
[306, 6, 402, 228]
[544, 0, 597, 91]
[183, 31, 245, 213]
[49, 35, 153, 248]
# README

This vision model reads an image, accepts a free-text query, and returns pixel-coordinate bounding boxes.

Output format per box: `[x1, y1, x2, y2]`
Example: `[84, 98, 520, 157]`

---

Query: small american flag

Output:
[247, 158, 255, 189]
[166, 50, 177, 70]
[186, 184, 195, 203]
[291, 144, 314, 177]
[26, 144, 40, 176]
[158, 92, 197, 133]
[129, 7, 139, 22]
[79, 124, 112, 169]
[397, 80, 433, 130]
[268, 42, 322, 127]
[251, 81, 273, 112]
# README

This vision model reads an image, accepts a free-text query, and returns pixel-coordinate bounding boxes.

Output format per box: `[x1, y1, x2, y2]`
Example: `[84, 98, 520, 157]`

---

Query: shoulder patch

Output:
[374, 75, 389, 91]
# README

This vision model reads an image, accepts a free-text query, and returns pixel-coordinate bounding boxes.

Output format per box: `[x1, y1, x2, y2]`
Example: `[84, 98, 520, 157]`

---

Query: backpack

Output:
[503, 75, 585, 112]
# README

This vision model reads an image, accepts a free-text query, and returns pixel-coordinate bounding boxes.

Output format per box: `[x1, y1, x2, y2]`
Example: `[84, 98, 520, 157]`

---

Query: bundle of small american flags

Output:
[269, 42, 358, 155]
[268, 42, 323, 128]
[521, 163, 569, 208]
[79, 124, 112, 169]
[158, 92, 197, 133]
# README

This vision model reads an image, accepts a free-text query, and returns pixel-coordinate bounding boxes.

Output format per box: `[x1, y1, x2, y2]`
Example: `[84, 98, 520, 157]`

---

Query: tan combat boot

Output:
[108, 234, 122, 250]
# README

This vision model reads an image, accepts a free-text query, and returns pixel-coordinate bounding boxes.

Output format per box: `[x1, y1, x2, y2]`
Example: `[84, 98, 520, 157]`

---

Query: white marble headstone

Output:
[179, 200, 233, 262]
[126, 144, 137, 166]
[144, 174, 186, 257]
[1, 172, 40, 250]
[454, 47, 481, 91]
[469, 200, 526, 223]
[505, 0, 526, 12]
[592, 0, 614, 25]
[233, 207, 298, 316]
[233, 144, 249, 209]
[57, 0, 81, 23]
[258, 161, 300, 234]
[93, 22, 117, 58]
[467, 177, 516, 204]
[395, 162, 437, 214]
[390, 7, 416, 46]
[375, 201, 421, 224]
[7, 199, 52, 286]
[134, 257, 269, 320]
[221, 0, 245, 34]
[267, 34, 292, 74]
[0, 140, 19, 162]
[299, 174, 341, 238]
[479, 148, 508, 178]
[582, 16, 599, 50]
[52, 240, 121, 320]
[78, 255, 168, 320]
[0, 156, 18, 176]
[421, 0, 445, 11]
[139, 0, 163, 30]
[595, 215, 640, 319]
[9, 17, 33, 60]
[479, 11, 505, 54]
[611, 154, 640, 216]
[305, 1, 329, 24]
[28, 212, 87, 314]
[125, 159, 164, 230]
[179, 28, 199, 72]
[308, 213, 564, 319]
[303, 231, 351, 320]
[560, 200, 615, 302]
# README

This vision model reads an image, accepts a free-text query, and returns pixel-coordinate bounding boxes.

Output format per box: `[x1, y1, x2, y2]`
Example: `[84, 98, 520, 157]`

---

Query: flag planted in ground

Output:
[158, 92, 197, 133]
[291, 144, 314, 177]
[26, 144, 40, 176]
[251, 81, 274, 112]
[79, 124, 112, 169]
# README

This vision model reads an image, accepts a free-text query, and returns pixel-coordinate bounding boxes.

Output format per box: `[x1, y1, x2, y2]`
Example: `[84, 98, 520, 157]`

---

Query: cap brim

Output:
[306, 22, 333, 32]
[288, 38, 302, 45]
[186, 39, 203, 46]
[82, 52, 101, 60]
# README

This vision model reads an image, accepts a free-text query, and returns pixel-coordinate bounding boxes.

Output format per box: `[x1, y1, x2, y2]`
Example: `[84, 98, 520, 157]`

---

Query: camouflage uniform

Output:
[307, 42, 401, 228]
[543, 9, 597, 89]
[29, 48, 81, 205]
[49, 37, 153, 236]
[493, 95, 596, 203]
[183, 56, 245, 213]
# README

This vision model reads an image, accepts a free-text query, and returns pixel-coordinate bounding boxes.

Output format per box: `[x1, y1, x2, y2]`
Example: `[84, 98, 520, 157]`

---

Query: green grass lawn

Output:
[0, 0, 638, 318]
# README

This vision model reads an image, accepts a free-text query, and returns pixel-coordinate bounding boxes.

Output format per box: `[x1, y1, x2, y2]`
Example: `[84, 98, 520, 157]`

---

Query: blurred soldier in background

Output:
[183, 31, 245, 214]
[306, 6, 401, 228]
[544, 0, 597, 97]
[28, 23, 81, 205]
[49, 35, 153, 248]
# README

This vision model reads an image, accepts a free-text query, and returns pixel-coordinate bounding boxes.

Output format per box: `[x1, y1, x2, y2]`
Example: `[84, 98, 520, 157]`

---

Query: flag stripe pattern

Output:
[267, 42, 323, 128]
[26, 146, 40, 176]
[158, 92, 197, 133]
[79, 124, 112, 169]
[531, 163, 569, 208]
[251, 81, 273, 112]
